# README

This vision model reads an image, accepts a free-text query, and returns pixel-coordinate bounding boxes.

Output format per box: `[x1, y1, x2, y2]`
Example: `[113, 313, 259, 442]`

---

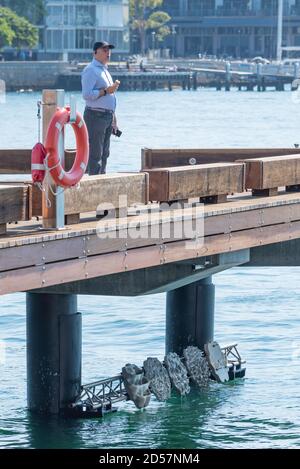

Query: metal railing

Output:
[167, 7, 300, 17]
[221, 343, 246, 365]
[70, 375, 127, 411]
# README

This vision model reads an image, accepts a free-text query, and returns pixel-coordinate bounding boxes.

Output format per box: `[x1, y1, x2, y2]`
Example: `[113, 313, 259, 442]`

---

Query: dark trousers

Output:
[83, 107, 113, 175]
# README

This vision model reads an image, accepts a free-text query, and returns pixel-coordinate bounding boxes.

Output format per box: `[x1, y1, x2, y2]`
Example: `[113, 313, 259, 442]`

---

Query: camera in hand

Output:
[112, 128, 122, 137]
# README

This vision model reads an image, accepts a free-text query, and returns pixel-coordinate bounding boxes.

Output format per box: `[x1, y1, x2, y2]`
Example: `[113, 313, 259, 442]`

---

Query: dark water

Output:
[0, 89, 300, 448]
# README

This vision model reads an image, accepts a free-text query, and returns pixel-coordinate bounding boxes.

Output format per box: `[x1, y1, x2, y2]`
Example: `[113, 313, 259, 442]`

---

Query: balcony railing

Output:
[167, 7, 300, 17]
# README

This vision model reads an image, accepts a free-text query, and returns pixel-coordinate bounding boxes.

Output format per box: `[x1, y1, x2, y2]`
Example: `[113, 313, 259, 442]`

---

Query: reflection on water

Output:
[25, 386, 236, 449]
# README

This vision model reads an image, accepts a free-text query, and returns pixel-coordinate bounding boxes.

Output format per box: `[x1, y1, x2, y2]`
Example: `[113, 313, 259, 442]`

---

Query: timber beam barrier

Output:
[0, 184, 32, 235]
[3, 151, 300, 231]
[0, 149, 75, 174]
[0, 173, 149, 225]
[239, 154, 300, 196]
[141, 148, 300, 170]
[146, 163, 245, 203]
[32, 173, 149, 222]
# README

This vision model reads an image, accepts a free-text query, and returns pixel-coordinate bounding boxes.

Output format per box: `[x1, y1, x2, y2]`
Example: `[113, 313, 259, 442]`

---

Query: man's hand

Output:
[106, 80, 120, 94]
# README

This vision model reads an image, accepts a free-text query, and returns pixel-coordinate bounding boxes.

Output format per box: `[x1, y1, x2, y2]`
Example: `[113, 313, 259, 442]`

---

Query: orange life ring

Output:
[31, 142, 46, 183]
[45, 106, 89, 188]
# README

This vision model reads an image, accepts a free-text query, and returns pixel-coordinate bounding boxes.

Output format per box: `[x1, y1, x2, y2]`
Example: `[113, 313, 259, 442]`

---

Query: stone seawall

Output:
[0, 62, 71, 91]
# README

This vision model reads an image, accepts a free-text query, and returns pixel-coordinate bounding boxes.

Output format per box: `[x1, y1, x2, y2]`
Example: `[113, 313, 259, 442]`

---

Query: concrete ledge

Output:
[0, 62, 71, 90]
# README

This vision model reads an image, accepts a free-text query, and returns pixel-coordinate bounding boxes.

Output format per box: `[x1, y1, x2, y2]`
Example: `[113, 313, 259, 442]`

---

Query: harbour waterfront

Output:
[1, 89, 300, 448]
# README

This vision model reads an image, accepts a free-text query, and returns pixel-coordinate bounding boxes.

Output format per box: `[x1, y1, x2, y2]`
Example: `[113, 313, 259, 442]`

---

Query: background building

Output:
[163, 0, 300, 58]
[40, 0, 129, 60]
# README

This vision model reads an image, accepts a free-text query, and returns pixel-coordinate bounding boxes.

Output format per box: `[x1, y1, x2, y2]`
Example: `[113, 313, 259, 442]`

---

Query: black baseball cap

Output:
[93, 41, 115, 52]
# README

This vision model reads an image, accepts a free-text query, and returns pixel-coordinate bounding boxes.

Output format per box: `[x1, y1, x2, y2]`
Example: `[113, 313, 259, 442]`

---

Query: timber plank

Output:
[240, 154, 300, 190]
[1, 196, 300, 273]
[252, 188, 278, 197]
[65, 173, 148, 216]
[147, 163, 245, 201]
[0, 185, 30, 224]
[65, 213, 81, 225]
[1, 219, 300, 295]
[0, 149, 74, 174]
[1, 191, 300, 249]
[0, 234, 87, 272]
[0, 182, 41, 217]
[2, 173, 149, 218]
[141, 148, 300, 170]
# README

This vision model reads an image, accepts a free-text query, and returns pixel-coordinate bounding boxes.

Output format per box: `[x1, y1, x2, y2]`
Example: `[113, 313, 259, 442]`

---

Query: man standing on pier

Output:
[82, 41, 120, 174]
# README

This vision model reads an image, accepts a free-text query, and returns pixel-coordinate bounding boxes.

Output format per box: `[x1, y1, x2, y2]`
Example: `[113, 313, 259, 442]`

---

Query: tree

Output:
[130, 0, 171, 54]
[0, 0, 45, 25]
[0, 17, 15, 49]
[0, 7, 38, 48]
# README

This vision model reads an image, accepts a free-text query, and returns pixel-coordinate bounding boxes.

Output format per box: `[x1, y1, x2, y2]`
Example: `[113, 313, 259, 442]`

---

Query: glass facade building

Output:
[163, 1, 300, 58]
[41, 0, 129, 59]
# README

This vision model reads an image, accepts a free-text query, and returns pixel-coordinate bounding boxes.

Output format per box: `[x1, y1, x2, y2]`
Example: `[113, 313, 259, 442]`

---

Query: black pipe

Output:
[166, 276, 215, 356]
[26, 293, 81, 414]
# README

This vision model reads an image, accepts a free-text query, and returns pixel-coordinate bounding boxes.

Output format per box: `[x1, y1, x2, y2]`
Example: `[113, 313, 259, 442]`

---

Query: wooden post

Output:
[187, 74, 191, 90]
[42, 90, 65, 229]
[192, 71, 197, 90]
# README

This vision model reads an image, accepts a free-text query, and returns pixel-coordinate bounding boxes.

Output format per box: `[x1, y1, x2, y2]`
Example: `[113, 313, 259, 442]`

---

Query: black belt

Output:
[86, 107, 114, 114]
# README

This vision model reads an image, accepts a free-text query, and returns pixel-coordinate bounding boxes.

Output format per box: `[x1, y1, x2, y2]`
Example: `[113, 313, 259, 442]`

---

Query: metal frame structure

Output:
[69, 343, 245, 416]
[222, 343, 246, 366]
[70, 375, 127, 413]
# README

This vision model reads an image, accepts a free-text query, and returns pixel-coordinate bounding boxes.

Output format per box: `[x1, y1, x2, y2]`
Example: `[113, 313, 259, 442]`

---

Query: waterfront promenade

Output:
[1, 59, 299, 92]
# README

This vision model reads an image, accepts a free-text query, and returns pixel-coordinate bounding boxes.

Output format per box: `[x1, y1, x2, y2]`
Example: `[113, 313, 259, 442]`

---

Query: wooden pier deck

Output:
[1, 190, 300, 296]
[2, 148, 300, 296]
[57, 71, 193, 92]
[3, 145, 300, 416]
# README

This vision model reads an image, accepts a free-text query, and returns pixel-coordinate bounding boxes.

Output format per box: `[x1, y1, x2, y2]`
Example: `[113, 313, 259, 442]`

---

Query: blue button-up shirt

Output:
[81, 58, 117, 112]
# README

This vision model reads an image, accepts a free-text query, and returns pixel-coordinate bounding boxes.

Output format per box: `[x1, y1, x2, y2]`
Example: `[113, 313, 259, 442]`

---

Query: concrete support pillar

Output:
[26, 293, 81, 414]
[166, 276, 215, 356]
